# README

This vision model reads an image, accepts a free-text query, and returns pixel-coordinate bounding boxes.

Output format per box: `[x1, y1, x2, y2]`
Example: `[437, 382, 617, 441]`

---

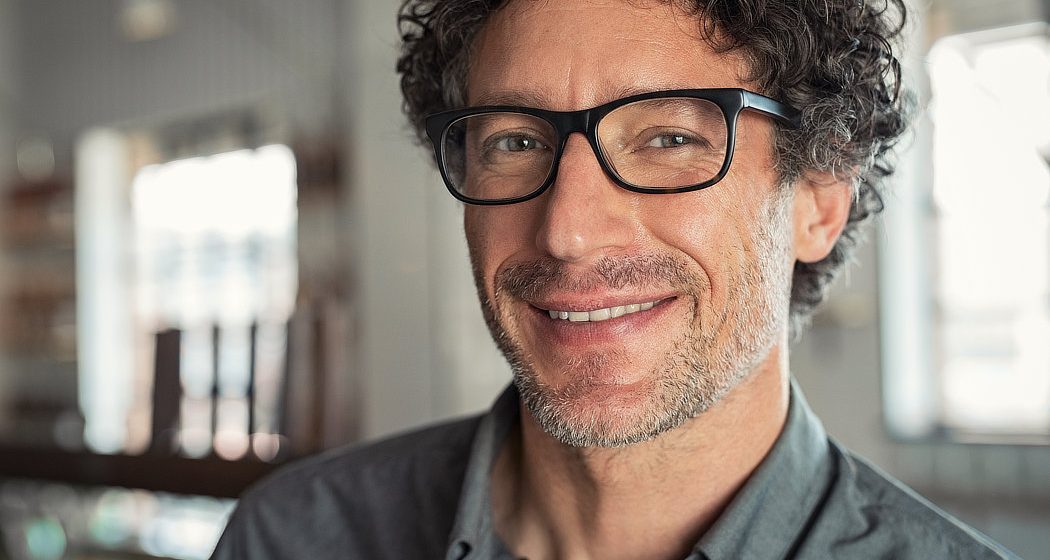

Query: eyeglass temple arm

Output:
[742, 91, 802, 128]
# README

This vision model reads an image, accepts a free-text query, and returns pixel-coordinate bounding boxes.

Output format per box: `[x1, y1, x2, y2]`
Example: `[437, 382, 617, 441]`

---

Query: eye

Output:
[493, 135, 546, 152]
[646, 134, 694, 149]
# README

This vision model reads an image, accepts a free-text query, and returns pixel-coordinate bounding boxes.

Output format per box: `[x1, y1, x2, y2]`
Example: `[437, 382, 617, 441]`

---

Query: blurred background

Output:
[0, 0, 1046, 558]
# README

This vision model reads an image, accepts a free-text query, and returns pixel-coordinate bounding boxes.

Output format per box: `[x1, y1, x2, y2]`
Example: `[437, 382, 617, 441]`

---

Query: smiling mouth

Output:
[542, 299, 664, 323]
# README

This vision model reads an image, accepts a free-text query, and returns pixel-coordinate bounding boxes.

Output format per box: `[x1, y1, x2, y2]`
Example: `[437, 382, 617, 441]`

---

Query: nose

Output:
[534, 134, 637, 263]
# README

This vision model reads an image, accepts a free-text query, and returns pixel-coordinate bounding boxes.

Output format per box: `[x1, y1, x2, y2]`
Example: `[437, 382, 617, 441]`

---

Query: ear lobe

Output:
[792, 171, 853, 264]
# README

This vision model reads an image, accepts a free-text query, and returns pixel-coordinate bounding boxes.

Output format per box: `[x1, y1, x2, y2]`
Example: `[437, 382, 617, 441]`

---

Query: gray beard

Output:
[472, 189, 794, 448]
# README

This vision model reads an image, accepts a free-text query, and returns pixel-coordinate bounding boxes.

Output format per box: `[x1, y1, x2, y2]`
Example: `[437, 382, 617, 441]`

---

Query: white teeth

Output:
[545, 300, 660, 322]
[589, 308, 611, 321]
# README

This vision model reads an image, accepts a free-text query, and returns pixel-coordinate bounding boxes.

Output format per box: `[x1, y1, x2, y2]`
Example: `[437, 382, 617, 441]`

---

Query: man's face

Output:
[465, 0, 796, 447]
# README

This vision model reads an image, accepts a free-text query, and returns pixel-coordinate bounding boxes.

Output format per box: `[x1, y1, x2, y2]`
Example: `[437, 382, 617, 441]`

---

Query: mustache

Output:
[496, 255, 700, 300]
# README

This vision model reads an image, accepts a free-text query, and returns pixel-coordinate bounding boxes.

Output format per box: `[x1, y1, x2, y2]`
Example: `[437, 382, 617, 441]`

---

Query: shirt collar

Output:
[694, 377, 834, 560]
[445, 378, 833, 560]
[446, 385, 519, 560]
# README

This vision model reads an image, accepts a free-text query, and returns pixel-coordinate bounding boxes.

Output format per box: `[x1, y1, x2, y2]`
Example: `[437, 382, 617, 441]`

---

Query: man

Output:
[212, 0, 1018, 558]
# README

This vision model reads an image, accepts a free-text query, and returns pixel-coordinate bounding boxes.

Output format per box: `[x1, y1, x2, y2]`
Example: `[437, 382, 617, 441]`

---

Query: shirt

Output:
[210, 380, 1019, 559]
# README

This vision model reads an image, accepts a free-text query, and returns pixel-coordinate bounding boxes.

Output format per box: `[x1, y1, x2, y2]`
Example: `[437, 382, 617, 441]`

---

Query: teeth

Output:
[589, 308, 611, 321]
[546, 300, 660, 322]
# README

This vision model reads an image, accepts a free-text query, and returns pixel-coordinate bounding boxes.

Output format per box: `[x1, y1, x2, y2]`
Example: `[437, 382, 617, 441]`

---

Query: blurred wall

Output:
[0, 0, 17, 402]
[929, 0, 1046, 32]
[16, 0, 341, 166]
[0, 0, 15, 181]
[341, 0, 511, 440]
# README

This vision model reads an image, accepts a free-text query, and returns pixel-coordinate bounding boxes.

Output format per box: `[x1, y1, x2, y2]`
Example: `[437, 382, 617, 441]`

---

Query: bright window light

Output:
[885, 23, 1050, 440]
[132, 144, 298, 329]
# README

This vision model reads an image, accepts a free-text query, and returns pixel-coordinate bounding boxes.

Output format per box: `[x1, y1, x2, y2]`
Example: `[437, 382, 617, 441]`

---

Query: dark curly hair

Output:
[397, 0, 913, 336]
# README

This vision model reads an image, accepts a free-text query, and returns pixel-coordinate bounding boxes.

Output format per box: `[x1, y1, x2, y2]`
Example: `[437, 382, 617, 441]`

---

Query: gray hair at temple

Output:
[396, 0, 914, 337]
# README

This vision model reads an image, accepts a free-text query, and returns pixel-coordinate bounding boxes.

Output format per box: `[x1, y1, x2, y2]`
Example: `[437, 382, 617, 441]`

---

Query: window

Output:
[131, 145, 298, 459]
[76, 133, 298, 457]
[882, 23, 1050, 442]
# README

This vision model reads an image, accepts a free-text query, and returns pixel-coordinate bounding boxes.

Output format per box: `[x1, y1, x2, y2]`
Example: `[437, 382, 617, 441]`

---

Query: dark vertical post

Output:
[211, 323, 221, 456]
[247, 321, 258, 456]
[150, 329, 182, 454]
[274, 321, 291, 443]
[309, 309, 326, 453]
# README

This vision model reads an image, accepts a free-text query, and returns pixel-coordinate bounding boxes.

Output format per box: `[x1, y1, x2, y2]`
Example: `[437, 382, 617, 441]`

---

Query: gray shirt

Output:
[211, 380, 1019, 559]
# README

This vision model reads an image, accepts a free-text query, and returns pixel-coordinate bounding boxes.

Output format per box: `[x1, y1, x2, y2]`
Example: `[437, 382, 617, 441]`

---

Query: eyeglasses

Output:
[424, 88, 801, 206]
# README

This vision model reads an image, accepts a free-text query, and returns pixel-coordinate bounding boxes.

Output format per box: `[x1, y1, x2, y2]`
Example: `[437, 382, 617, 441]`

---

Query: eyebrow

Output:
[471, 90, 556, 108]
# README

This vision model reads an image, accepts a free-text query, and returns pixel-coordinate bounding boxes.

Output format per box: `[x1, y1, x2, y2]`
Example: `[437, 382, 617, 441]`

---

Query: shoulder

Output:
[806, 441, 1019, 560]
[249, 413, 482, 498]
[211, 415, 483, 560]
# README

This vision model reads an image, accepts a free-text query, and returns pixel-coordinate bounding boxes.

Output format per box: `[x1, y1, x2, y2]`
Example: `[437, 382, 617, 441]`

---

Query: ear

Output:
[792, 171, 852, 264]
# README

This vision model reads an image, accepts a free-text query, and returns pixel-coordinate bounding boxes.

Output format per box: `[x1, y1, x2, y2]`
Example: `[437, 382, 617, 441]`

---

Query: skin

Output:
[462, 1, 852, 558]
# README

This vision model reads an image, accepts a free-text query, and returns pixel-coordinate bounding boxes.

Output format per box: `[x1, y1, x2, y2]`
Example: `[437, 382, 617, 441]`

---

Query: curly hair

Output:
[397, 0, 913, 336]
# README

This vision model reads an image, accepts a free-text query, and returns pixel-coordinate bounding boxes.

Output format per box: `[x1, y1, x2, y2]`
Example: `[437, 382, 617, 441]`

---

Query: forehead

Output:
[467, 0, 748, 109]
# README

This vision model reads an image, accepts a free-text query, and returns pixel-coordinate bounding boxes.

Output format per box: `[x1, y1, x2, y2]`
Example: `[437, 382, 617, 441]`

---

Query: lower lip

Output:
[526, 298, 680, 348]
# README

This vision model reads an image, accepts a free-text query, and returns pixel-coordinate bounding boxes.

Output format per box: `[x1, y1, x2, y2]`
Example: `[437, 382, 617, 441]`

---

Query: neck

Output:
[492, 343, 791, 560]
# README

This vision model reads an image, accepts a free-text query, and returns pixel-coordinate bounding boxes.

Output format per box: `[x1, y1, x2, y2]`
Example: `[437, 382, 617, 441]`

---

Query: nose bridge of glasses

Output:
[548, 106, 593, 145]
[547, 107, 610, 178]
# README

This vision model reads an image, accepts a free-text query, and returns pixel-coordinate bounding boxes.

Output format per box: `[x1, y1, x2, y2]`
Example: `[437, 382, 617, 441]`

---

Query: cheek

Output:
[640, 186, 771, 304]
[464, 209, 494, 292]
[465, 206, 533, 294]
[640, 189, 733, 269]
[463, 207, 485, 256]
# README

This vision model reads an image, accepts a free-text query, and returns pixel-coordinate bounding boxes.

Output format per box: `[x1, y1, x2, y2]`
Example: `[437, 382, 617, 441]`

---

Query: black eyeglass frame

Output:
[424, 88, 801, 206]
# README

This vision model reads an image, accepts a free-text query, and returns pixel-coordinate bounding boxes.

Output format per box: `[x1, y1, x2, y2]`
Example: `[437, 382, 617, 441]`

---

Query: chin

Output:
[513, 355, 722, 448]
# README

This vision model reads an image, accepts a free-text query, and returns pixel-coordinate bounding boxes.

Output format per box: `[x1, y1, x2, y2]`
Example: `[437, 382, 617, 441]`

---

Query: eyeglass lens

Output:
[440, 97, 729, 202]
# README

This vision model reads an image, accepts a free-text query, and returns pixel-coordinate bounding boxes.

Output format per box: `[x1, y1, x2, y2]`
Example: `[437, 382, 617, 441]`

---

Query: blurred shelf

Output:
[0, 446, 279, 498]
